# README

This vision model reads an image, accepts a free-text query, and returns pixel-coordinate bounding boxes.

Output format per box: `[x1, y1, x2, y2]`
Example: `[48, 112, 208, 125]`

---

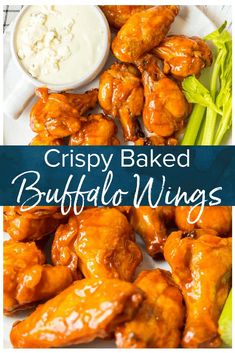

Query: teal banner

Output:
[0, 146, 234, 210]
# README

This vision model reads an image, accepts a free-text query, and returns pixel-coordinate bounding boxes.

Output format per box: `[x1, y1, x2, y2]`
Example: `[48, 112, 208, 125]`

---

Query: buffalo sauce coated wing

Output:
[100, 5, 152, 29]
[30, 87, 98, 138]
[116, 206, 132, 214]
[130, 206, 175, 257]
[4, 206, 67, 241]
[175, 206, 232, 236]
[112, 6, 179, 62]
[69, 114, 119, 145]
[98, 63, 144, 141]
[4, 240, 73, 314]
[4, 240, 44, 314]
[164, 229, 232, 348]
[52, 208, 142, 280]
[30, 133, 63, 145]
[115, 269, 184, 348]
[136, 54, 190, 137]
[153, 35, 212, 80]
[10, 278, 144, 348]
[135, 135, 178, 146]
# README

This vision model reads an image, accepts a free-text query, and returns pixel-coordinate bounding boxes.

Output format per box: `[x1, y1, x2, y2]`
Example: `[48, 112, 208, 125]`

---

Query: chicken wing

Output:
[115, 269, 184, 348]
[153, 35, 212, 80]
[30, 87, 98, 138]
[135, 136, 178, 146]
[4, 206, 67, 241]
[10, 278, 144, 348]
[98, 63, 144, 141]
[116, 206, 132, 214]
[175, 206, 232, 236]
[112, 6, 179, 62]
[30, 133, 63, 145]
[164, 229, 232, 348]
[52, 207, 142, 280]
[130, 206, 175, 257]
[69, 114, 119, 145]
[100, 5, 151, 29]
[4, 240, 72, 314]
[136, 54, 190, 137]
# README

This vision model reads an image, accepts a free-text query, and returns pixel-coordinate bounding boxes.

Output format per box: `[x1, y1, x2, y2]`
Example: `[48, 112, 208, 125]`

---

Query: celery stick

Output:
[201, 51, 222, 145]
[181, 104, 205, 145]
[196, 118, 206, 145]
[218, 289, 232, 347]
[214, 41, 232, 145]
[214, 98, 232, 145]
[201, 23, 231, 145]
[181, 22, 232, 146]
[182, 76, 222, 114]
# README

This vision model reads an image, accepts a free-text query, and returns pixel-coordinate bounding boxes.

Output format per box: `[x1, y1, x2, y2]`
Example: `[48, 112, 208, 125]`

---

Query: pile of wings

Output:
[4, 205, 232, 348]
[29, 5, 212, 146]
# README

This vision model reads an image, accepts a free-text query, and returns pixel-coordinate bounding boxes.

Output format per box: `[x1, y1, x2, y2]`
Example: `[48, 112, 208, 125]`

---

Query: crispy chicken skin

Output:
[153, 35, 212, 80]
[100, 5, 151, 29]
[115, 269, 184, 348]
[4, 240, 73, 314]
[30, 87, 98, 138]
[98, 63, 144, 141]
[135, 136, 178, 146]
[30, 133, 63, 146]
[10, 278, 144, 348]
[52, 208, 142, 280]
[130, 206, 175, 257]
[69, 114, 119, 145]
[136, 54, 190, 137]
[112, 6, 179, 62]
[4, 240, 44, 314]
[4, 206, 67, 241]
[164, 229, 232, 348]
[175, 206, 232, 236]
[116, 206, 132, 214]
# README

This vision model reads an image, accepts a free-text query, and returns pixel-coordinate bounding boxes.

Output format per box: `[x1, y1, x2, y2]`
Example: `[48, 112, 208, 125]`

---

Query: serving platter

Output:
[3, 5, 228, 349]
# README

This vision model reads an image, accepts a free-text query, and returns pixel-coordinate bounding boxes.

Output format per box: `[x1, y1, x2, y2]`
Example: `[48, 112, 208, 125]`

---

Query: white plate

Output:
[2, 5, 227, 349]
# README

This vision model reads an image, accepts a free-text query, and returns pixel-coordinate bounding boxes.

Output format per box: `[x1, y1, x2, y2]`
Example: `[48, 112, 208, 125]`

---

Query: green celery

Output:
[214, 40, 232, 144]
[181, 75, 221, 145]
[181, 22, 232, 146]
[181, 105, 205, 145]
[201, 23, 231, 144]
[214, 97, 232, 145]
[218, 289, 232, 347]
[182, 76, 222, 114]
[196, 118, 206, 145]
[201, 50, 223, 145]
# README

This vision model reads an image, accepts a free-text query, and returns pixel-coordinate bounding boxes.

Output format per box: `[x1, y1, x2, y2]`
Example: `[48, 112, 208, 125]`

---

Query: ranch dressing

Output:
[15, 5, 107, 85]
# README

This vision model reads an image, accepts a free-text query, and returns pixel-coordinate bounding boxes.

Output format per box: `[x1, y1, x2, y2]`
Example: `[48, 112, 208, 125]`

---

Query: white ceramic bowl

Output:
[5, 5, 111, 119]
[11, 5, 111, 90]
